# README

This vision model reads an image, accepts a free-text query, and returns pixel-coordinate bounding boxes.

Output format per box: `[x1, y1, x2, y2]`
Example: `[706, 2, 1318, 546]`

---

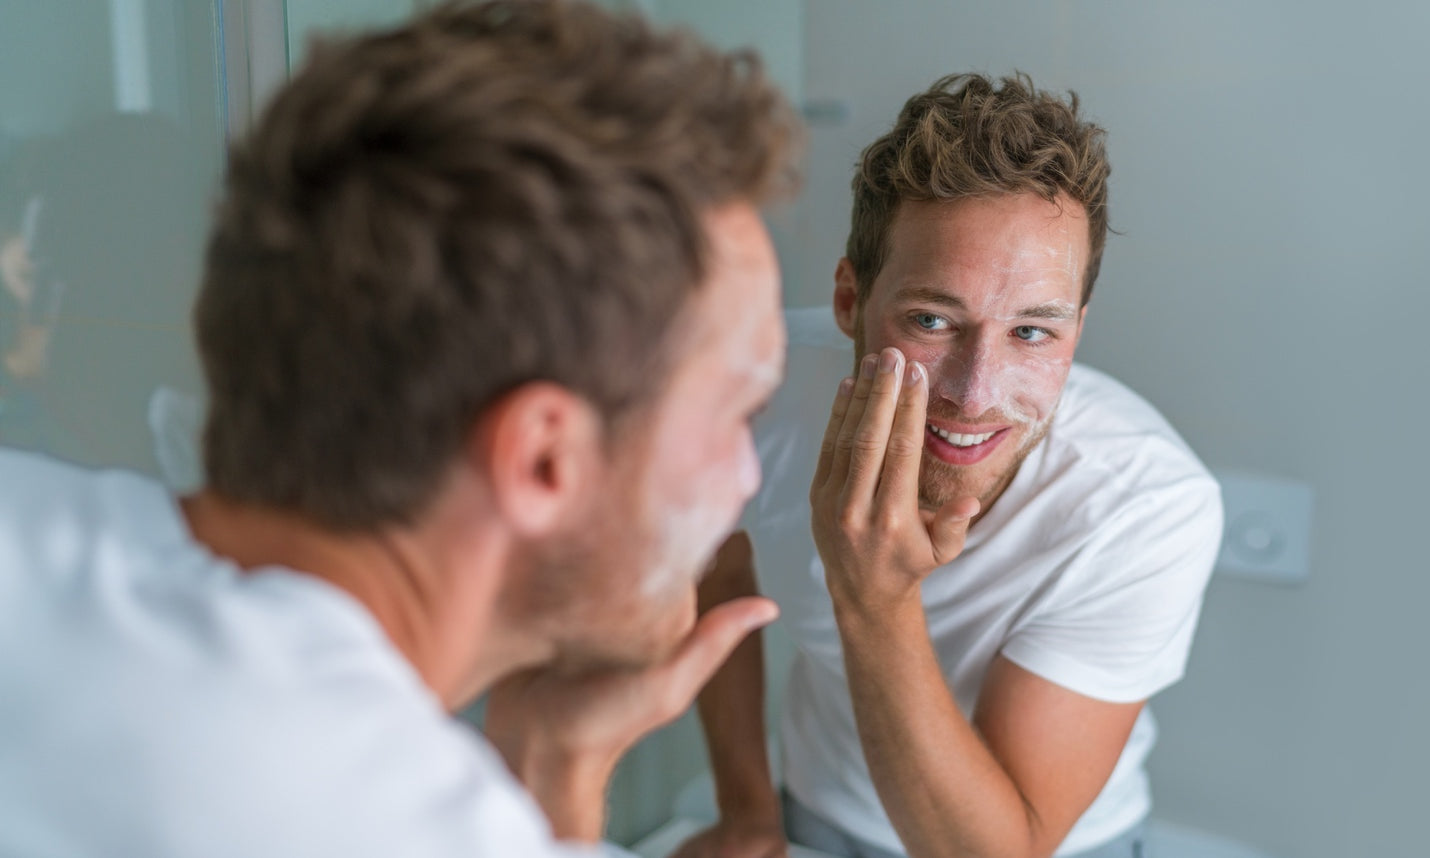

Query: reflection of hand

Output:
[3, 324, 52, 381]
[670, 816, 789, 858]
[809, 348, 979, 617]
[483, 596, 778, 841]
[1, 236, 34, 308]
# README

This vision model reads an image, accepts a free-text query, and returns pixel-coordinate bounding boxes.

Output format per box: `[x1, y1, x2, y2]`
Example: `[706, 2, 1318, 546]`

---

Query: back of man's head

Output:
[845, 72, 1109, 307]
[195, 0, 800, 531]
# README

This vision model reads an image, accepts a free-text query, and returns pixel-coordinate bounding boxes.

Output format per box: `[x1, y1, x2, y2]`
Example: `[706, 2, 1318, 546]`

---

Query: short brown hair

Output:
[846, 72, 1109, 305]
[196, 0, 800, 530]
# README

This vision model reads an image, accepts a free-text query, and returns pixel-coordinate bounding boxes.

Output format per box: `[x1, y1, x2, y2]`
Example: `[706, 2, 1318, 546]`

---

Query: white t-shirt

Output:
[0, 448, 594, 858]
[745, 309, 1223, 857]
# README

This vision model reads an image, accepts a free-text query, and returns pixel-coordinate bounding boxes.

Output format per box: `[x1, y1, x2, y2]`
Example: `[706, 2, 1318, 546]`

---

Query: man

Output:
[678, 74, 1222, 858]
[0, 2, 800, 854]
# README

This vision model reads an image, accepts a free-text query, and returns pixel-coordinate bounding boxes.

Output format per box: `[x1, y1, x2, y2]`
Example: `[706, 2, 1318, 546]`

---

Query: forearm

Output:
[835, 599, 1040, 858]
[695, 533, 779, 821]
[696, 625, 777, 818]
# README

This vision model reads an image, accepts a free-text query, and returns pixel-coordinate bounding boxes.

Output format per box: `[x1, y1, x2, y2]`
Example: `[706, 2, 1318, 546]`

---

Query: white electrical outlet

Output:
[1211, 469, 1314, 585]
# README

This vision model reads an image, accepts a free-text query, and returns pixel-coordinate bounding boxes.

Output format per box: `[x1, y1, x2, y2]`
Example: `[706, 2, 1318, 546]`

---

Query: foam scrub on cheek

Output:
[640, 496, 737, 599]
[930, 348, 1061, 427]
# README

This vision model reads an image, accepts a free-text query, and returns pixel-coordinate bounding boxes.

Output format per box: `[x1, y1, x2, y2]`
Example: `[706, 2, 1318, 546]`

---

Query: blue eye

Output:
[913, 313, 948, 331]
[1013, 326, 1051, 343]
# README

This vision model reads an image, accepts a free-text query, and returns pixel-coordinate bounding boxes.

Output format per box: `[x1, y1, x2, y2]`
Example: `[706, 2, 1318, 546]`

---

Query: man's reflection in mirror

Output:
[0, 158, 61, 447]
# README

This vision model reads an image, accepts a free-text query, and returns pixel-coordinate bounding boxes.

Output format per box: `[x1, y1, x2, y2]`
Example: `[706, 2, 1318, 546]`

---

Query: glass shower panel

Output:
[0, 0, 226, 489]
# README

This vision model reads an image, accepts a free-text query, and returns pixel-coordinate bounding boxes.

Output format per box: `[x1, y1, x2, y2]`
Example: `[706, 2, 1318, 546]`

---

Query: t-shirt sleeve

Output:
[999, 472, 1224, 703]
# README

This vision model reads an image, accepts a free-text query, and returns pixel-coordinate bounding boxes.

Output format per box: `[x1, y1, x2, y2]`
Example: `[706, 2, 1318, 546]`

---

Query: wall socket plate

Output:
[1210, 469, 1315, 585]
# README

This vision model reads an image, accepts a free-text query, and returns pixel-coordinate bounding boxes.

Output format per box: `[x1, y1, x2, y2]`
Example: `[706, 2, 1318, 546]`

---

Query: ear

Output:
[833, 258, 861, 340]
[474, 383, 603, 538]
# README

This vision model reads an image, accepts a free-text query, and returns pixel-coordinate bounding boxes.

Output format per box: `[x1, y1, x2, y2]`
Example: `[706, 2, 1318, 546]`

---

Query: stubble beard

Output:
[916, 409, 1055, 515]
[518, 454, 688, 673]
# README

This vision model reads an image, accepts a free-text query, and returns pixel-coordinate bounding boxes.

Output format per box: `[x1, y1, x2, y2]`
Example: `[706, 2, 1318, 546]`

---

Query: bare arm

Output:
[697, 532, 780, 822]
[813, 348, 1139, 858]
[837, 605, 1140, 858]
[671, 531, 787, 857]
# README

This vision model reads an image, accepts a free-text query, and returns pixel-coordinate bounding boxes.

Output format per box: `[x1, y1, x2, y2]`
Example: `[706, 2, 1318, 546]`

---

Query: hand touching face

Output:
[809, 345, 980, 616]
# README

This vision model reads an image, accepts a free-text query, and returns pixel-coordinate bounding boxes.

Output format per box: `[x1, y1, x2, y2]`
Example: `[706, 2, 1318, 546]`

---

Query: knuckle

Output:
[872, 507, 902, 535]
[851, 433, 884, 455]
[885, 434, 922, 459]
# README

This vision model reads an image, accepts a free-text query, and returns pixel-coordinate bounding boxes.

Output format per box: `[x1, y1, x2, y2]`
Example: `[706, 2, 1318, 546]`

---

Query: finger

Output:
[658, 596, 778, 715]
[873, 359, 929, 511]
[928, 495, 981, 566]
[810, 375, 856, 492]
[840, 348, 906, 502]
[826, 352, 879, 489]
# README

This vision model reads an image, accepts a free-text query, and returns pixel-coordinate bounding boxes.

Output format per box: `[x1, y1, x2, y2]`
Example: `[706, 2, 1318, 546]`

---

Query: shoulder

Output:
[209, 673, 591, 855]
[978, 365, 1222, 575]
[0, 447, 175, 521]
[1045, 364, 1221, 526]
[0, 449, 182, 591]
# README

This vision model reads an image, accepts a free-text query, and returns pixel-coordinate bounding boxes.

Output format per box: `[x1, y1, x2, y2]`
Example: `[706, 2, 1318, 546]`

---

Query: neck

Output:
[180, 488, 534, 709]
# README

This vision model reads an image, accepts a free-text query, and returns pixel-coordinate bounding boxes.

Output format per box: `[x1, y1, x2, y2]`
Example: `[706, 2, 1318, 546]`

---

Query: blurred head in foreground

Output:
[194, 0, 800, 692]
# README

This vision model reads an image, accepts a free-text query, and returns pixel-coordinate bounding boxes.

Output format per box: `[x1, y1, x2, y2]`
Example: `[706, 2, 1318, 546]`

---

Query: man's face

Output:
[838, 194, 1088, 515]
[558, 204, 785, 666]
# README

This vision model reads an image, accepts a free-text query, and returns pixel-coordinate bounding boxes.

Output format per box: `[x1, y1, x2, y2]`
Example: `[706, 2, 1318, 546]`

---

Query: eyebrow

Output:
[892, 286, 1079, 322]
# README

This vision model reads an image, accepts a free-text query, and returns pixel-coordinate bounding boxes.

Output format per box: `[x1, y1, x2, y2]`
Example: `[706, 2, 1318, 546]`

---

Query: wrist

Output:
[716, 783, 782, 827]
[510, 745, 619, 842]
[828, 582, 924, 630]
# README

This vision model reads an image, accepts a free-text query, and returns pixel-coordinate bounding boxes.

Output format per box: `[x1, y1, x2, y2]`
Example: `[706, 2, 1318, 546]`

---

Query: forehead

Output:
[875, 194, 1089, 306]
[671, 204, 784, 382]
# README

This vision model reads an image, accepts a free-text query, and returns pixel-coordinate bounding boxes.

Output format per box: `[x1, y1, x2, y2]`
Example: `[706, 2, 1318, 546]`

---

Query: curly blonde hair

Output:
[847, 72, 1109, 305]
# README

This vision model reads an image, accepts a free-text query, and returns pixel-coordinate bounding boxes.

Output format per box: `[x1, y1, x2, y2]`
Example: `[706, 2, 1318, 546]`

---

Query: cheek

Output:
[658, 426, 757, 528]
[1007, 352, 1074, 416]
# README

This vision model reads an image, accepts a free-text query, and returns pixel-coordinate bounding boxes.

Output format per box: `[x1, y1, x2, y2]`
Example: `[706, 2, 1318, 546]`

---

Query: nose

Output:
[932, 333, 1000, 417]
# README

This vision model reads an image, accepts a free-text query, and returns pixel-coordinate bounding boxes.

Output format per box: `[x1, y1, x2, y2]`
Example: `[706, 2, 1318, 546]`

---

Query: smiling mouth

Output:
[927, 424, 997, 447]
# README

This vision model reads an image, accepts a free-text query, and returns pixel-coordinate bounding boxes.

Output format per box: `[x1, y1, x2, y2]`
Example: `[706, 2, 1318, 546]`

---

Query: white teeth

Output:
[928, 425, 995, 447]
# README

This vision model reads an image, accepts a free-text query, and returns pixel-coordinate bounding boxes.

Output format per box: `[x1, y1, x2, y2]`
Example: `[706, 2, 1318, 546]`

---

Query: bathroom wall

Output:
[765, 3, 1430, 856]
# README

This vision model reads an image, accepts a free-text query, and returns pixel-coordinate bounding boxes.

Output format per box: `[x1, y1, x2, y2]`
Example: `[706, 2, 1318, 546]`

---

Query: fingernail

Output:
[860, 354, 877, 379]
[878, 349, 899, 374]
[748, 601, 779, 629]
[838, 376, 855, 396]
[906, 361, 924, 384]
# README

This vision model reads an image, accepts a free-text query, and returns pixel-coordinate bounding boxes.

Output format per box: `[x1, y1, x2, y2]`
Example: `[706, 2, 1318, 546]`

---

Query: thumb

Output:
[928, 496, 979, 566]
[661, 596, 778, 705]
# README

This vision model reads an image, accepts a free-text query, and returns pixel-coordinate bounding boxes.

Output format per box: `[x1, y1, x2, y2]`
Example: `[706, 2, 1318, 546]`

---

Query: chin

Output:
[561, 587, 697, 671]
[918, 461, 999, 510]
